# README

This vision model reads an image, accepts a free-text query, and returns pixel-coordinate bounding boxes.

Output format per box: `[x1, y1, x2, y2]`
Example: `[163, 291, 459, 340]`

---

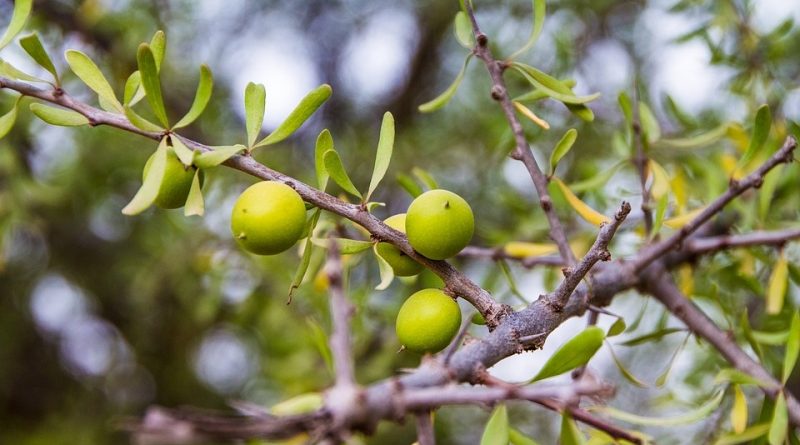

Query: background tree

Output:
[1, 0, 800, 444]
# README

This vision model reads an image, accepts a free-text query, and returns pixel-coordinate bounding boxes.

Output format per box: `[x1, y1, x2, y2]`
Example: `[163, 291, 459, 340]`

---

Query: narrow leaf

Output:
[768, 392, 788, 445]
[0, 0, 32, 50]
[532, 326, 604, 382]
[29, 103, 89, 126]
[305, 318, 333, 375]
[149, 30, 166, 71]
[569, 160, 626, 192]
[648, 159, 671, 199]
[193, 144, 245, 169]
[480, 405, 509, 445]
[592, 389, 725, 426]
[652, 193, 669, 239]
[509, 428, 541, 445]
[173, 64, 213, 129]
[655, 333, 690, 386]
[499, 259, 528, 304]
[419, 55, 472, 113]
[508, 0, 546, 60]
[183, 170, 204, 216]
[122, 139, 168, 215]
[288, 209, 322, 301]
[170, 136, 195, 166]
[136, 43, 169, 127]
[512, 63, 601, 105]
[412, 167, 438, 190]
[658, 124, 729, 149]
[503, 242, 558, 258]
[714, 368, 773, 389]
[323, 149, 362, 199]
[714, 423, 770, 445]
[560, 413, 586, 445]
[740, 309, 763, 360]
[0, 98, 20, 140]
[607, 317, 626, 337]
[607, 341, 649, 388]
[270, 393, 324, 416]
[759, 164, 783, 221]
[618, 92, 633, 125]
[315, 129, 332, 191]
[373, 244, 394, 290]
[310, 237, 372, 255]
[513, 101, 550, 129]
[639, 102, 661, 144]
[366, 112, 394, 201]
[244, 82, 266, 147]
[0, 58, 49, 83]
[782, 311, 800, 384]
[123, 70, 144, 105]
[19, 33, 58, 83]
[737, 104, 771, 172]
[124, 105, 163, 132]
[766, 252, 788, 315]
[663, 206, 708, 229]
[255, 84, 332, 147]
[619, 327, 684, 346]
[453, 11, 474, 48]
[397, 173, 423, 198]
[566, 103, 595, 122]
[552, 178, 610, 226]
[731, 384, 748, 434]
[550, 128, 577, 175]
[65, 50, 123, 112]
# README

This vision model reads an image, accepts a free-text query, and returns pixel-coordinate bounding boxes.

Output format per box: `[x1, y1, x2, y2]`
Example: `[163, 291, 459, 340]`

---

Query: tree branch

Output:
[325, 238, 356, 388]
[458, 246, 565, 268]
[415, 411, 435, 445]
[685, 228, 800, 255]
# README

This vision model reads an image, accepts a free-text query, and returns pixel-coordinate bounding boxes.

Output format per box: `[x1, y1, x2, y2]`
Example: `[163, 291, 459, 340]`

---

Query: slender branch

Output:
[640, 263, 800, 427]
[0, 75, 510, 327]
[548, 202, 631, 309]
[415, 412, 435, 445]
[325, 238, 355, 388]
[464, 3, 577, 267]
[532, 398, 643, 445]
[633, 136, 797, 271]
[631, 79, 653, 236]
[685, 228, 800, 255]
[459, 246, 565, 268]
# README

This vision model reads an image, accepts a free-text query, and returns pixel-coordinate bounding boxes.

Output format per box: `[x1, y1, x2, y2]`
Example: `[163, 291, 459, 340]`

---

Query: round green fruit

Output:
[396, 288, 462, 353]
[143, 147, 203, 209]
[406, 189, 474, 260]
[376, 214, 423, 277]
[230, 181, 307, 255]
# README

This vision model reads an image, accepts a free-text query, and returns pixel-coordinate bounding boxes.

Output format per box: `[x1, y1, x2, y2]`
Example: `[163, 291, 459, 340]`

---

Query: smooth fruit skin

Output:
[405, 189, 474, 260]
[375, 214, 423, 277]
[230, 181, 307, 255]
[143, 147, 203, 209]
[395, 288, 462, 353]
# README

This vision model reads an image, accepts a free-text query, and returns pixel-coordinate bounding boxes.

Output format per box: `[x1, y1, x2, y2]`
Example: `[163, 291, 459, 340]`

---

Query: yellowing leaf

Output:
[513, 101, 550, 129]
[664, 206, 707, 229]
[766, 252, 788, 315]
[503, 242, 558, 258]
[678, 264, 694, 297]
[731, 384, 747, 434]
[553, 178, 609, 226]
[671, 170, 688, 214]
[648, 159, 671, 199]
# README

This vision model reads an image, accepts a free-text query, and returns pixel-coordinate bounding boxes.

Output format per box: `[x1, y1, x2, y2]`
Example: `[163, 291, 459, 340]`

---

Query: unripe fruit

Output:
[143, 147, 203, 209]
[375, 214, 423, 277]
[230, 181, 307, 255]
[406, 189, 474, 260]
[395, 288, 462, 353]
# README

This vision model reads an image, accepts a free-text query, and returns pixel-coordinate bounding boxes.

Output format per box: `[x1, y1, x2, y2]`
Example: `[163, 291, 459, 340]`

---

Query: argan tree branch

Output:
[685, 228, 800, 255]
[464, 2, 577, 267]
[415, 411, 435, 445]
[458, 246, 564, 268]
[325, 238, 355, 388]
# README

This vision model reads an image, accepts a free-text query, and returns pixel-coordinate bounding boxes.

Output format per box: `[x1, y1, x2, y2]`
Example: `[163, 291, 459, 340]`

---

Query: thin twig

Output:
[631, 77, 653, 236]
[415, 411, 435, 445]
[459, 246, 565, 268]
[464, 2, 577, 267]
[685, 228, 800, 255]
[325, 238, 356, 388]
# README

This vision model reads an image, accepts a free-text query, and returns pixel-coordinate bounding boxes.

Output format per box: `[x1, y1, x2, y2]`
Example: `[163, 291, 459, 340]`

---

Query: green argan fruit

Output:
[143, 147, 203, 209]
[396, 288, 462, 353]
[230, 181, 307, 255]
[376, 214, 423, 277]
[406, 189, 474, 260]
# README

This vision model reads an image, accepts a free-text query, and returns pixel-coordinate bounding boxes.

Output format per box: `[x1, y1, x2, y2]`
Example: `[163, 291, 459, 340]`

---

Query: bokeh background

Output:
[1, 0, 800, 443]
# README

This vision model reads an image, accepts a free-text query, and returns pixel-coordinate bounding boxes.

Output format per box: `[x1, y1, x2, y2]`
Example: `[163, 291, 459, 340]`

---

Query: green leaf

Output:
[759, 164, 783, 220]
[714, 368, 773, 388]
[124, 105, 163, 132]
[310, 238, 372, 255]
[270, 393, 324, 416]
[373, 244, 394, 290]
[453, 11, 474, 48]
[560, 413, 586, 445]
[183, 169, 204, 217]
[65, 50, 123, 112]
[170, 136, 195, 166]
[731, 384, 748, 434]
[512, 63, 601, 105]
[741, 310, 763, 360]
[29, 103, 89, 126]
[315, 130, 332, 191]
[0, 98, 20, 140]
[714, 423, 770, 445]
[480, 405, 509, 445]
[365, 112, 395, 201]
[123, 71, 144, 106]
[619, 327, 684, 346]
[193, 144, 245, 169]
[618, 92, 633, 126]
[569, 160, 626, 192]
[173, 64, 213, 129]
[592, 389, 725, 426]
[508, 0, 546, 60]
[288, 209, 322, 301]
[566, 103, 595, 122]
[607, 341, 648, 388]
[419, 54, 472, 113]
[768, 392, 788, 445]
[305, 317, 333, 376]
[550, 128, 577, 175]
[639, 102, 661, 144]
[122, 138, 168, 215]
[498, 260, 528, 304]
[652, 193, 669, 239]
[323, 149, 362, 199]
[737, 104, 771, 172]
[149, 30, 166, 71]
[607, 317, 626, 337]
[655, 333, 690, 387]
[0, 0, 32, 50]
[136, 43, 169, 128]
[412, 167, 438, 190]
[514, 78, 577, 102]
[509, 428, 541, 445]
[255, 84, 332, 147]
[19, 33, 59, 83]
[782, 311, 800, 384]
[766, 252, 788, 315]
[397, 173, 423, 198]
[0, 58, 49, 83]
[244, 82, 266, 147]
[658, 124, 729, 149]
[531, 326, 604, 382]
